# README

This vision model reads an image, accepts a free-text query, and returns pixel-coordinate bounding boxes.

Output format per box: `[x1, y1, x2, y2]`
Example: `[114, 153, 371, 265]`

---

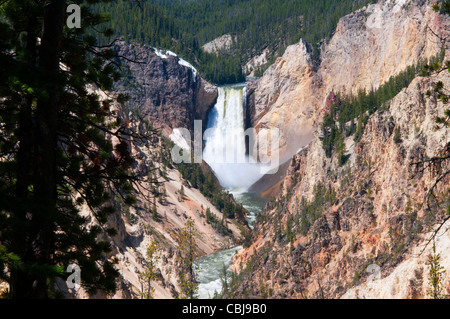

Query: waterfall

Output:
[203, 84, 267, 191]
[198, 84, 271, 298]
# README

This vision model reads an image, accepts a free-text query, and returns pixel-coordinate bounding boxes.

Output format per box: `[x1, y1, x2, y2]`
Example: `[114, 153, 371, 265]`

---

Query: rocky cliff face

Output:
[113, 42, 218, 137]
[247, 0, 448, 163]
[231, 65, 449, 300]
[232, 0, 450, 299]
[246, 40, 319, 163]
[320, 0, 447, 95]
[202, 34, 236, 55]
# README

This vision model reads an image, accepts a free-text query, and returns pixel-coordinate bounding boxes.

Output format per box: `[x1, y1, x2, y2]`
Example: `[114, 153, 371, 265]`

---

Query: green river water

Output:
[194, 192, 267, 299]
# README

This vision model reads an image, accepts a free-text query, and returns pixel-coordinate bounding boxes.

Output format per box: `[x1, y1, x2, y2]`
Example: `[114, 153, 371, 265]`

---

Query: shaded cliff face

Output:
[113, 42, 218, 137]
[247, 0, 448, 163]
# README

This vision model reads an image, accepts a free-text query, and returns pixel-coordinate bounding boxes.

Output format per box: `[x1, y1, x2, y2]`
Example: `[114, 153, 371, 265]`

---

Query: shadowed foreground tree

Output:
[0, 0, 155, 298]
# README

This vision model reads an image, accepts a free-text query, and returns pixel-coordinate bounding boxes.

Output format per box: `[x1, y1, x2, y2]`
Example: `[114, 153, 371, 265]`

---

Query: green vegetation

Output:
[175, 158, 247, 220]
[179, 185, 185, 197]
[215, 241, 289, 299]
[149, 0, 376, 65]
[139, 240, 160, 299]
[393, 127, 402, 144]
[285, 214, 295, 249]
[427, 242, 447, 299]
[93, 0, 244, 84]
[177, 217, 200, 299]
[151, 197, 159, 221]
[218, 263, 230, 298]
[0, 0, 154, 297]
[205, 207, 232, 236]
[94, 0, 376, 84]
[298, 183, 336, 236]
[322, 50, 445, 159]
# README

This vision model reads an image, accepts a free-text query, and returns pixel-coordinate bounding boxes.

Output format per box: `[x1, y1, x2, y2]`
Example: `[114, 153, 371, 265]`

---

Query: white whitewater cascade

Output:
[198, 85, 271, 298]
[203, 85, 269, 191]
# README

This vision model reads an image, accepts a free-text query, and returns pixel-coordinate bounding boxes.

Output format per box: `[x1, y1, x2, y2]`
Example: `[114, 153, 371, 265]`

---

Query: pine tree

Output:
[393, 127, 402, 144]
[336, 131, 347, 166]
[151, 197, 159, 221]
[427, 242, 446, 299]
[179, 185, 185, 201]
[205, 207, 212, 222]
[177, 216, 199, 299]
[0, 0, 155, 298]
[285, 214, 295, 249]
[139, 240, 160, 299]
[219, 263, 229, 297]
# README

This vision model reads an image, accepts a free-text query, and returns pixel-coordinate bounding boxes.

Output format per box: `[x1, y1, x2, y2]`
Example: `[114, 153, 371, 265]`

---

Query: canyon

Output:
[56, 43, 250, 299]
[246, 0, 447, 164]
[6, 0, 450, 302]
[59, 0, 450, 299]
[229, 0, 450, 299]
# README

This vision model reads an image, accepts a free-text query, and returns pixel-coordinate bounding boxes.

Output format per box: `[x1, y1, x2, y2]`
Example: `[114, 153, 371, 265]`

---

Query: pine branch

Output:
[426, 24, 450, 50]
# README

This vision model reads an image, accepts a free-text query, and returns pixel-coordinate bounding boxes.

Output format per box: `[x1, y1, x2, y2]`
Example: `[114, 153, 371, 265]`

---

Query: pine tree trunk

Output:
[34, 0, 65, 299]
[9, 14, 39, 299]
[10, 0, 66, 299]
[189, 235, 194, 299]
[9, 94, 35, 298]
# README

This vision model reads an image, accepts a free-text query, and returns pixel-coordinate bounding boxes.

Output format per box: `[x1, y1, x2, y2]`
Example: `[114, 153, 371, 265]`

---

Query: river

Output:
[195, 192, 267, 299]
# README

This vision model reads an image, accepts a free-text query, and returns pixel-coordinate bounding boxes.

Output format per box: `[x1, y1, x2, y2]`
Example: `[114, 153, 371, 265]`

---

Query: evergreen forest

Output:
[94, 0, 376, 84]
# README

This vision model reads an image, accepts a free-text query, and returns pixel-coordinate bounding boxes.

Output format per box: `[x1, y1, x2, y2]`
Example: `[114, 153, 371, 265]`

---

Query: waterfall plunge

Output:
[198, 85, 273, 299]
[203, 85, 272, 191]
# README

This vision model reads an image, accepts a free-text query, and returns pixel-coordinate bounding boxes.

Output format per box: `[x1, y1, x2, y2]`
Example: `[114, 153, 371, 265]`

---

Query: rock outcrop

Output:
[246, 40, 319, 163]
[202, 34, 236, 55]
[232, 0, 450, 299]
[320, 0, 447, 94]
[247, 0, 448, 163]
[113, 42, 218, 137]
[231, 63, 450, 300]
